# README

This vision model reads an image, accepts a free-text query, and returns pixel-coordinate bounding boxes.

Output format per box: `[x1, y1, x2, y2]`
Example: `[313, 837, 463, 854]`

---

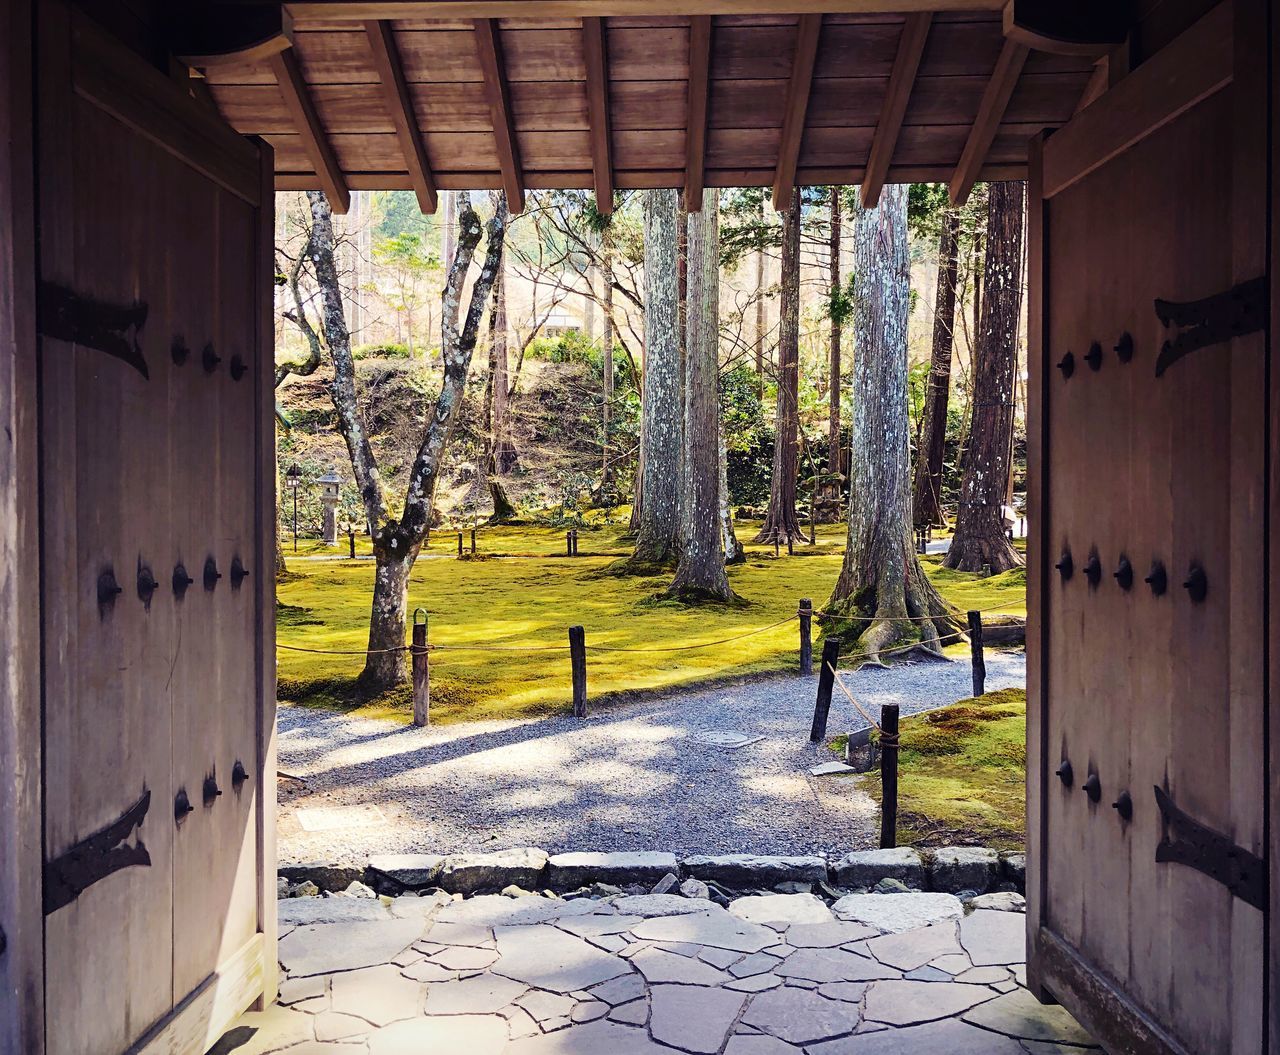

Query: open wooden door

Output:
[1026, 3, 1269, 1053]
[35, 5, 277, 1053]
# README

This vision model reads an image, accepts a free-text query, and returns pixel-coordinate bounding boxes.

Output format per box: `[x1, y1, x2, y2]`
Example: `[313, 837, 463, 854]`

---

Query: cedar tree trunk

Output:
[669, 198, 736, 601]
[754, 188, 804, 544]
[824, 185, 958, 661]
[827, 185, 844, 484]
[486, 259, 516, 521]
[616, 189, 681, 570]
[912, 207, 960, 528]
[944, 181, 1025, 573]
[307, 190, 506, 691]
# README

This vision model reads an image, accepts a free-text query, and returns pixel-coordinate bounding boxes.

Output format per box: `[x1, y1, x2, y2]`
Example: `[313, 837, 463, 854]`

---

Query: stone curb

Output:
[283, 845, 1026, 899]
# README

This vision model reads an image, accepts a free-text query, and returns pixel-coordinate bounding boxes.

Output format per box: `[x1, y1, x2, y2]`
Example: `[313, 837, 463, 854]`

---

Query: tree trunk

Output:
[824, 185, 958, 662]
[307, 189, 506, 693]
[616, 189, 681, 571]
[754, 188, 804, 544]
[486, 250, 516, 522]
[601, 229, 616, 495]
[719, 423, 745, 564]
[669, 198, 737, 601]
[827, 185, 843, 483]
[945, 181, 1025, 573]
[912, 207, 960, 528]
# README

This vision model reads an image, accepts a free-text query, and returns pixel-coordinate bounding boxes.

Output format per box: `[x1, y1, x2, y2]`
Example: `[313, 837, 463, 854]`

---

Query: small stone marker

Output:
[809, 761, 855, 776]
[691, 730, 763, 749]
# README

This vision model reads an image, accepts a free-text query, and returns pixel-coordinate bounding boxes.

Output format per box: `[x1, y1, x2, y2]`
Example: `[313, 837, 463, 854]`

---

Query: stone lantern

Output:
[317, 467, 342, 546]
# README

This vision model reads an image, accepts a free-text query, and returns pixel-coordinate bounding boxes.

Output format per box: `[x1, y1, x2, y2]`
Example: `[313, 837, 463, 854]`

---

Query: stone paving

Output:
[211, 892, 1097, 1055]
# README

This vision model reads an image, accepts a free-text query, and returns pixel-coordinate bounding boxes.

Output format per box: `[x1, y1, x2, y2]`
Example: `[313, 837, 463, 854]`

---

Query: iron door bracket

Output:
[1154, 276, 1267, 376]
[1154, 785, 1265, 911]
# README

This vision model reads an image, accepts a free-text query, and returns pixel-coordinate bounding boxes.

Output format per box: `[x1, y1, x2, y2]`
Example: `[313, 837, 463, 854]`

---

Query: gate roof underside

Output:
[194, 3, 1099, 212]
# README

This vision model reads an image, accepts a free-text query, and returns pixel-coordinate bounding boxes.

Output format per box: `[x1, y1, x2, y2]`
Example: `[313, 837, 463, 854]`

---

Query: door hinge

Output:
[43, 789, 152, 914]
[1153, 276, 1267, 376]
[1153, 785, 1265, 911]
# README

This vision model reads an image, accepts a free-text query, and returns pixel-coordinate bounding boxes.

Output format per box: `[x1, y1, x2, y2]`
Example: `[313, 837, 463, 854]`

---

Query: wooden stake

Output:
[569, 625, 587, 717]
[968, 609, 986, 696]
[457, 531, 463, 556]
[566, 531, 573, 556]
[571, 529, 579, 557]
[470, 527, 476, 554]
[798, 598, 813, 675]
[880, 702, 899, 848]
[411, 617, 430, 727]
[810, 637, 841, 743]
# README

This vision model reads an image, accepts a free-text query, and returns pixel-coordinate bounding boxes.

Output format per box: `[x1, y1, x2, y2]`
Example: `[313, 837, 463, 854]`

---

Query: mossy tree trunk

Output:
[826, 186, 844, 492]
[601, 225, 616, 496]
[669, 197, 737, 602]
[944, 181, 1024, 574]
[719, 424, 745, 564]
[754, 188, 804, 545]
[912, 207, 959, 529]
[307, 190, 507, 691]
[617, 189, 681, 571]
[485, 234, 517, 522]
[825, 185, 958, 662]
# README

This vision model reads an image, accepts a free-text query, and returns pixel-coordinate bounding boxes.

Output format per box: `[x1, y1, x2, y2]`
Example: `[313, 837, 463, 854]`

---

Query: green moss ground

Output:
[277, 521, 1026, 725]
[857, 687, 1027, 850]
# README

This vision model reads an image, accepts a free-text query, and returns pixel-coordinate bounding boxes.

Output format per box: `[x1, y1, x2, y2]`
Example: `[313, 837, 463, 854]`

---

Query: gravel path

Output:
[277, 649, 1025, 865]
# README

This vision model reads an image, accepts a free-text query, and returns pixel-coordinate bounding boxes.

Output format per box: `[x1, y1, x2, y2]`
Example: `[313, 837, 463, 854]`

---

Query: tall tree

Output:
[669, 198, 736, 601]
[303, 190, 506, 691]
[485, 243, 517, 521]
[827, 186, 844, 485]
[615, 189, 682, 570]
[912, 206, 961, 527]
[754, 188, 804, 544]
[754, 196, 768, 396]
[945, 181, 1025, 573]
[600, 224, 616, 495]
[824, 185, 957, 661]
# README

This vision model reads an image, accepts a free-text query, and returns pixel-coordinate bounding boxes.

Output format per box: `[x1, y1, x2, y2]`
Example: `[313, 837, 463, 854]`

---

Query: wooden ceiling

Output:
[195, 5, 1098, 214]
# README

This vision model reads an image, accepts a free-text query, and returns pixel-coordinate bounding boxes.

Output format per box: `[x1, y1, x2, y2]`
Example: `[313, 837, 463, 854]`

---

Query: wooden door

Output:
[1027, 4, 1268, 1053]
[36, 7, 276, 1053]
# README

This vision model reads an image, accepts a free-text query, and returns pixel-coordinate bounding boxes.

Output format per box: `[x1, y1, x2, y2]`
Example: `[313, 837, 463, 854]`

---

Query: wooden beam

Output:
[173, 6, 293, 68]
[683, 14, 711, 212]
[581, 16, 612, 215]
[288, 2, 1006, 18]
[364, 20, 437, 213]
[948, 37, 1028, 205]
[770, 13, 822, 213]
[472, 18, 524, 212]
[860, 11, 931, 209]
[1002, 0, 1128, 58]
[268, 48, 350, 212]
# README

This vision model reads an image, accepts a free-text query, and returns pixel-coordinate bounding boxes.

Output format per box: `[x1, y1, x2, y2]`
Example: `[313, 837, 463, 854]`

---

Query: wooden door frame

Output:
[0, 0, 45, 1051]
[1027, 3, 1271, 1053]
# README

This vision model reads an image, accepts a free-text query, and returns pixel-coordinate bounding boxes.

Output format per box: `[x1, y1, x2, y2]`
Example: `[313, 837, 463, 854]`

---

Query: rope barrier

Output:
[585, 614, 798, 653]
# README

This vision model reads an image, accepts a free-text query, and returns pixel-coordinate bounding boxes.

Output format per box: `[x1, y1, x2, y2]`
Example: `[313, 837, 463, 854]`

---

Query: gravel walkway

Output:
[277, 650, 1025, 865]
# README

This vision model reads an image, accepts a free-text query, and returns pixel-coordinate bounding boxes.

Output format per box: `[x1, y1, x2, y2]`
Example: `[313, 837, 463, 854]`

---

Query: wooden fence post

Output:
[412, 610, 430, 727]
[348, 528, 356, 560]
[798, 598, 813, 675]
[457, 531, 463, 557]
[566, 531, 573, 556]
[470, 527, 477, 554]
[569, 625, 587, 717]
[810, 637, 842, 743]
[787, 536, 794, 556]
[571, 529, 579, 556]
[774, 537, 780, 559]
[880, 702, 899, 848]
[968, 609, 986, 697]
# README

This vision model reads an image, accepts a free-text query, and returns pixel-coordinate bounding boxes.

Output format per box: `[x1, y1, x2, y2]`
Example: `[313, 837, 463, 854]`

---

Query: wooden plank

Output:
[860, 11, 930, 207]
[770, 13, 821, 211]
[0, 0, 44, 1049]
[948, 36, 1028, 204]
[1040, 2, 1232, 200]
[472, 18, 524, 210]
[269, 48, 351, 211]
[71, 11, 261, 205]
[364, 20, 438, 212]
[683, 14, 711, 211]
[1270, 0, 1280, 1045]
[581, 16, 612, 211]
[287, 2, 1007, 17]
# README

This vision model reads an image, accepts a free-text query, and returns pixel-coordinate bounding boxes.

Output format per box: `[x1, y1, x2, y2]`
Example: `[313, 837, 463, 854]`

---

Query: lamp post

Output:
[285, 463, 303, 552]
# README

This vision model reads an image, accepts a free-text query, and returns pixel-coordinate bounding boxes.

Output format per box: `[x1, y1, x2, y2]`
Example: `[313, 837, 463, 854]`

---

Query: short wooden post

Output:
[810, 637, 842, 743]
[457, 531, 463, 556]
[470, 527, 477, 554]
[773, 537, 780, 559]
[569, 625, 587, 717]
[566, 531, 573, 556]
[787, 536, 794, 556]
[348, 528, 356, 559]
[968, 609, 986, 697]
[879, 703, 899, 848]
[798, 598, 813, 676]
[411, 610, 430, 727]
[571, 529, 579, 556]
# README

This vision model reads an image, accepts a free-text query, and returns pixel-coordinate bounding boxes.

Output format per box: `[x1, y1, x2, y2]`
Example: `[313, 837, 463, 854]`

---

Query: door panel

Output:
[1033, 4, 1266, 1052]
[37, 7, 271, 1052]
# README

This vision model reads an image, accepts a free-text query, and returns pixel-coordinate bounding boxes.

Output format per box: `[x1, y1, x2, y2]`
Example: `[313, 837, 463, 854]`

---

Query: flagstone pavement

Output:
[212, 891, 1096, 1055]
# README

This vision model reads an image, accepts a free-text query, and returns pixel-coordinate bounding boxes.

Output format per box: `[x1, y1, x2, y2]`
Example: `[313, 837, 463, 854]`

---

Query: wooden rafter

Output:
[684, 15, 712, 212]
[581, 16, 613, 214]
[860, 12, 931, 209]
[364, 20, 437, 214]
[771, 13, 822, 213]
[289, 2, 1006, 17]
[472, 18, 524, 213]
[269, 47, 350, 212]
[948, 37, 1028, 205]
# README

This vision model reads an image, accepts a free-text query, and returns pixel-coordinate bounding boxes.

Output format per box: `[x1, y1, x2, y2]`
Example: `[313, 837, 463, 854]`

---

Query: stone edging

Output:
[280, 845, 1024, 901]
